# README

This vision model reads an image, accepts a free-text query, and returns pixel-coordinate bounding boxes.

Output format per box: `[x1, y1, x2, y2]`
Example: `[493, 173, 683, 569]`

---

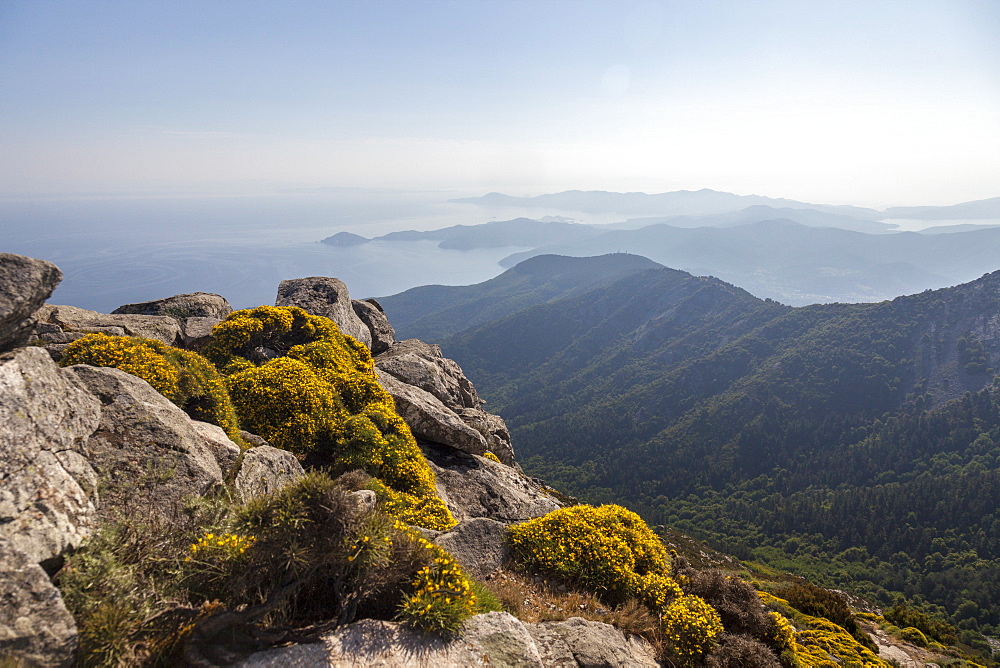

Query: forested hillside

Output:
[438, 265, 1000, 649]
[379, 253, 662, 341]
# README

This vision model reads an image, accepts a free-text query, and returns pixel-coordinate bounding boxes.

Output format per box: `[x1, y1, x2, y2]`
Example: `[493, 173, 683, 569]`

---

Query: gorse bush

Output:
[212, 306, 454, 530]
[60, 332, 244, 444]
[184, 471, 438, 629]
[509, 504, 723, 663]
[202, 304, 340, 372]
[508, 504, 674, 602]
[396, 521, 479, 634]
[758, 590, 887, 666]
[661, 594, 725, 664]
[779, 580, 874, 651]
[60, 471, 475, 666]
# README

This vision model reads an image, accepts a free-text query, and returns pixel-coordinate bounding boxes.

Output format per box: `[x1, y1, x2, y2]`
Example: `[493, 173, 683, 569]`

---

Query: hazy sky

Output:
[1, 0, 998, 207]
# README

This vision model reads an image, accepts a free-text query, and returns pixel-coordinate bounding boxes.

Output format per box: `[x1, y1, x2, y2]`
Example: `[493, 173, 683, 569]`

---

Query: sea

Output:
[0, 189, 562, 313]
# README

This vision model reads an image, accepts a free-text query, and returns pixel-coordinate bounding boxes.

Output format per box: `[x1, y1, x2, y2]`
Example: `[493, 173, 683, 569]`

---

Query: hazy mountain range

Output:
[451, 188, 1000, 221]
[321, 189, 1000, 306]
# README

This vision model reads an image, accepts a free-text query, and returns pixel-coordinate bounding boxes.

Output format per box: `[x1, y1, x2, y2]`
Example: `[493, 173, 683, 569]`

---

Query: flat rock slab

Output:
[240, 612, 542, 667]
[423, 442, 562, 524]
[34, 304, 183, 346]
[113, 292, 232, 319]
[433, 517, 510, 579]
[376, 369, 489, 456]
[239, 612, 660, 667]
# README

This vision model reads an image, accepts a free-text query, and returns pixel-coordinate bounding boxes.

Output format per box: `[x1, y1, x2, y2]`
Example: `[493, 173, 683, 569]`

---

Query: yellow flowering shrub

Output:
[202, 305, 340, 372]
[483, 451, 502, 464]
[225, 357, 346, 454]
[396, 522, 477, 634]
[508, 504, 674, 602]
[60, 333, 244, 444]
[187, 532, 255, 562]
[660, 593, 724, 663]
[213, 306, 454, 530]
[758, 590, 889, 666]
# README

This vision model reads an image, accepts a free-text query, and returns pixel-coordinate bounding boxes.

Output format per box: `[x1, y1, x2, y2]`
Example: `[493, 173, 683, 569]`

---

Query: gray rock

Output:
[376, 369, 490, 456]
[179, 316, 221, 350]
[65, 365, 224, 518]
[190, 420, 242, 479]
[350, 489, 377, 513]
[352, 298, 395, 355]
[0, 253, 61, 353]
[33, 304, 183, 346]
[527, 617, 660, 667]
[239, 612, 543, 667]
[433, 517, 510, 579]
[240, 431, 270, 448]
[238, 612, 660, 667]
[377, 339, 480, 410]
[112, 292, 232, 320]
[233, 446, 305, 502]
[275, 277, 372, 348]
[422, 442, 563, 524]
[0, 539, 77, 667]
[0, 347, 100, 566]
[376, 339, 516, 464]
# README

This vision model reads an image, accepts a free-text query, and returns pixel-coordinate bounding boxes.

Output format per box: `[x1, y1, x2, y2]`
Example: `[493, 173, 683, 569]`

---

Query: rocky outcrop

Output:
[377, 339, 480, 410]
[376, 369, 491, 456]
[0, 539, 78, 667]
[432, 517, 510, 579]
[423, 442, 562, 524]
[0, 253, 61, 353]
[64, 365, 224, 518]
[376, 340, 516, 464]
[526, 617, 661, 667]
[191, 420, 242, 478]
[238, 612, 660, 667]
[178, 316, 221, 350]
[0, 347, 101, 567]
[112, 292, 232, 320]
[275, 277, 372, 348]
[352, 298, 395, 355]
[233, 445, 305, 502]
[33, 304, 183, 348]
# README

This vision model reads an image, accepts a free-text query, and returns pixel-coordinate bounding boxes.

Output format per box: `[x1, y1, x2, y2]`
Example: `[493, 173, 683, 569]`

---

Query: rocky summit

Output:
[0, 252, 975, 667]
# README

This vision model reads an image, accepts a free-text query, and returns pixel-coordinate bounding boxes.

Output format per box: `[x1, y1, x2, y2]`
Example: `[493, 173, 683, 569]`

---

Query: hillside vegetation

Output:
[436, 263, 1000, 652]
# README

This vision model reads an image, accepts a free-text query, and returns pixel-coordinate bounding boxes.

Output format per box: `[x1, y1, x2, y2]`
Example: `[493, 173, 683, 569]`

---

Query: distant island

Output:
[321, 231, 370, 246]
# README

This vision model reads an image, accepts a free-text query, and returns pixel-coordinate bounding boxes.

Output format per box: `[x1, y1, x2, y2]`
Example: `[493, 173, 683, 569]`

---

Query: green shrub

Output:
[60, 333, 244, 444]
[780, 580, 873, 650]
[899, 626, 928, 647]
[884, 601, 957, 645]
[184, 472, 461, 634]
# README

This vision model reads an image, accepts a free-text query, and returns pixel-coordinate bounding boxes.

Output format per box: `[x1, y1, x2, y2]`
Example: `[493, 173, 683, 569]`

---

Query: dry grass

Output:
[481, 569, 663, 650]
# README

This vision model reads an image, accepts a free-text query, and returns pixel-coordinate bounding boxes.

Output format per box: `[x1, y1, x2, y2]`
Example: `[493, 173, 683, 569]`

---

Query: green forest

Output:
[425, 265, 1000, 653]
